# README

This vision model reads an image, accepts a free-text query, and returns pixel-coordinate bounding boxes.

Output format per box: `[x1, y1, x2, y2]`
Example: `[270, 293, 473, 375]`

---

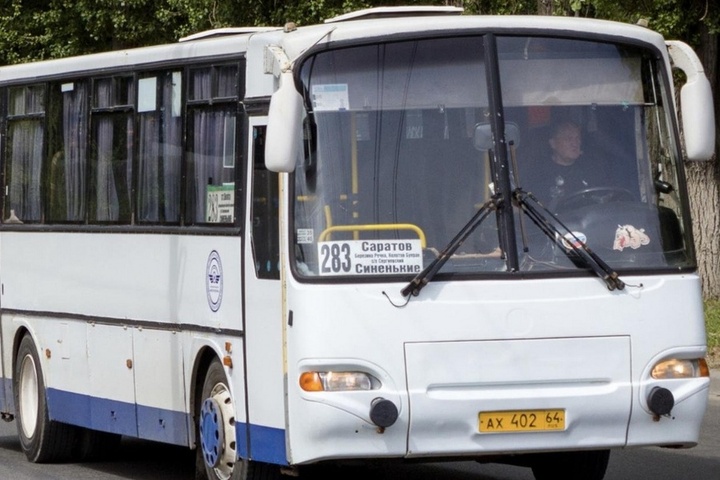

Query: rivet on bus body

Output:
[45, 349, 51, 359]
[223, 356, 233, 368]
[126, 359, 133, 369]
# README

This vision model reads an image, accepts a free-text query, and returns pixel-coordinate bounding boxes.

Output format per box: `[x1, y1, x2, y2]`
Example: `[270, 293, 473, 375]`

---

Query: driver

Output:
[527, 121, 608, 208]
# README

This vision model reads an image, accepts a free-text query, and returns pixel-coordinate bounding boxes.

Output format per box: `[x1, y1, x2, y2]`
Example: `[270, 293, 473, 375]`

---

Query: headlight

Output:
[651, 358, 709, 379]
[299, 371, 375, 391]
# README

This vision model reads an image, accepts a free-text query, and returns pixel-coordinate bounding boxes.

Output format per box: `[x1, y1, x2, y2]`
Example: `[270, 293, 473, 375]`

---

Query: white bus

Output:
[0, 6, 714, 480]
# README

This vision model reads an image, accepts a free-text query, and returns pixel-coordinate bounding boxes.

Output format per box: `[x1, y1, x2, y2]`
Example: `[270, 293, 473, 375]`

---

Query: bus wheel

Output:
[14, 334, 77, 463]
[531, 449, 610, 480]
[197, 360, 238, 480]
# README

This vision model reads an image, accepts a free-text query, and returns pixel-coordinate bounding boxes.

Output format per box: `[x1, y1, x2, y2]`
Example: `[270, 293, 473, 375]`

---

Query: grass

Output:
[706, 299, 720, 368]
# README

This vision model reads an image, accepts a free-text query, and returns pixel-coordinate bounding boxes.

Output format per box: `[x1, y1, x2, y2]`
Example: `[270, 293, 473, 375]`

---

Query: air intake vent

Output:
[179, 27, 276, 42]
[324, 6, 463, 23]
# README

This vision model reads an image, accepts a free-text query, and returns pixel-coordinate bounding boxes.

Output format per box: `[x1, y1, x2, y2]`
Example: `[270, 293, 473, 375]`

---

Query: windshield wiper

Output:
[513, 188, 625, 291]
[401, 194, 501, 297]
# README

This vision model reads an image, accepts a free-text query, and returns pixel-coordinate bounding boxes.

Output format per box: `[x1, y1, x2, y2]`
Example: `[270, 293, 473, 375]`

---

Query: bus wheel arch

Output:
[13, 332, 77, 462]
[193, 348, 241, 480]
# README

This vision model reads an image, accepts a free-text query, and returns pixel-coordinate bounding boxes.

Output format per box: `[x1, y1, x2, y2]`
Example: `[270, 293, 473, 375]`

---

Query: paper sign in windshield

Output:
[317, 239, 423, 276]
[311, 84, 350, 111]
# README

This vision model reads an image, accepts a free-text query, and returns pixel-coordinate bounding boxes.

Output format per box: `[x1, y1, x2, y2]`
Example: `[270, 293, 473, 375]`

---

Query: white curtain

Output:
[93, 79, 132, 222]
[8, 120, 44, 221]
[137, 72, 182, 223]
[7, 86, 44, 222]
[63, 83, 88, 221]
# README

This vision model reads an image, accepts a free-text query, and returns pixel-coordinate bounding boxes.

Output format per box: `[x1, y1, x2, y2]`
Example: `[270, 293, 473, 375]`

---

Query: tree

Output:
[582, 0, 720, 298]
[0, 0, 717, 297]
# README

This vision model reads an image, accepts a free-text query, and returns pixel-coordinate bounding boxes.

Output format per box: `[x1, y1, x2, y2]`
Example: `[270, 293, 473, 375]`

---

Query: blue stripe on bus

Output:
[244, 423, 288, 465]
[0, 377, 12, 413]
[47, 388, 189, 444]
[45, 387, 288, 464]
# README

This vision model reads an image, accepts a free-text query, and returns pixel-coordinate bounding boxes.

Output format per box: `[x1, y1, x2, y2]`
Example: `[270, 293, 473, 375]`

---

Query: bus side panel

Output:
[134, 329, 188, 444]
[0, 232, 243, 447]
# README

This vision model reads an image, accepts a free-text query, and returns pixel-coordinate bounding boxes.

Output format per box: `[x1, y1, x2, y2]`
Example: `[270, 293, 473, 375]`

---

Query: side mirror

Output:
[680, 78, 715, 160]
[667, 41, 716, 161]
[265, 71, 303, 172]
[473, 122, 520, 151]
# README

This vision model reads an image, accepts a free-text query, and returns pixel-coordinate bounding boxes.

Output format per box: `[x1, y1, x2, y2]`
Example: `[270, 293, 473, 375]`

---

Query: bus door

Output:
[241, 117, 287, 464]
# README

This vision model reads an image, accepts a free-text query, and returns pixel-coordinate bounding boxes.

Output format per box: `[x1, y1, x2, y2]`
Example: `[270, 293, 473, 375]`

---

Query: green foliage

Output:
[707, 299, 720, 351]
[564, 0, 719, 49]
[0, 1, 716, 68]
[456, 1, 536, 16]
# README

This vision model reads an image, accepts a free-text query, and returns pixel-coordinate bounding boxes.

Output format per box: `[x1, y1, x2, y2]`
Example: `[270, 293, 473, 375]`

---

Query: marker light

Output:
[299, 371, 374, 392]
[651, 358, 709, 379]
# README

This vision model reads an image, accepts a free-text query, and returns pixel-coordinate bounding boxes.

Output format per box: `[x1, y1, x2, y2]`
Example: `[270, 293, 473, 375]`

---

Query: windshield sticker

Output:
[317, 239, 423, 276]
[311, 84, 349, 111]
[297, 228, 314, 244]
[561, 231, 587, 250]
[613, 224, 650, 251]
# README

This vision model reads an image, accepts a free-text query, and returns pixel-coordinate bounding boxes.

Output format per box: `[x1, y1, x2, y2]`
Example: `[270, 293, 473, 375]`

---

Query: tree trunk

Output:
[537, 0, 553, 15]
[686, 23, 720, 300]
[686, 160, 720, 299]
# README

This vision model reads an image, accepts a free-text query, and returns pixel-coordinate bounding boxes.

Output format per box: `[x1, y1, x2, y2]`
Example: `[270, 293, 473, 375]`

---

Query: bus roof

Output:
[0, 13, 667, 94]
[271, 14, 666, 62]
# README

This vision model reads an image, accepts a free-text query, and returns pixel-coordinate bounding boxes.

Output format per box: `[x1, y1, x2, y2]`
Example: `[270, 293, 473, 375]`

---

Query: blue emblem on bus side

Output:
[206, 250, 223, 312]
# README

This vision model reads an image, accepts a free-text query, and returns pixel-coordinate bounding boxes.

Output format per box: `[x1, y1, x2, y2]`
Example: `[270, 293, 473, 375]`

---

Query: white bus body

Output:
[0, 7, 713, 480]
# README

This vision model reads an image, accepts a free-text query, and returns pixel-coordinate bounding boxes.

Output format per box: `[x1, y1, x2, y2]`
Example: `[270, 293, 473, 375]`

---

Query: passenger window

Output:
[5, 85, 45, 223]
[89, 76, 135, 223]
[47, 81, 88, 223]
[185, 65, 240, 225]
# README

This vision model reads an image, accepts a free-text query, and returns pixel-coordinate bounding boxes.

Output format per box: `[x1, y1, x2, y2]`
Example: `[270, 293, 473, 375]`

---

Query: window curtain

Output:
[7, 87, 44, 222]
[137, 73, 181, 223]
[162, 74, 182, 222]
[93, 80, 132, 222]
[63, 83, 88, 221]
[188, 109, 227, 222]
[8, 120, 43, 221]
[138, 112, 160, 221]
[187, 68, 235, 223]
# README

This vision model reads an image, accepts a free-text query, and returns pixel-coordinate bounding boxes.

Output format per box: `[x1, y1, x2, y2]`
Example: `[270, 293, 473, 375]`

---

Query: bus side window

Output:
[251, 126, 280, 279]
[47, 81, 89, 223]
[185, 64, 240, 225]
[136, 71, 182, 224]
[5, 85, 45, 223]
[89, 76, 134, 223]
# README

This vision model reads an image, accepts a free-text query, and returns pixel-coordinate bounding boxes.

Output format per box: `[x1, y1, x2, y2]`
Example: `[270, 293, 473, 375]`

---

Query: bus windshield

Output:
[293, 35, 692, 279]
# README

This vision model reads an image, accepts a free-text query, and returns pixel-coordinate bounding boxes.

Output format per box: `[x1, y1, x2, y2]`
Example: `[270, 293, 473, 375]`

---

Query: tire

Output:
[195, 360, 281, 480]
[196, 360, 241, 480]
[14, 334, 78, 463]
[531, 449, 610, 480]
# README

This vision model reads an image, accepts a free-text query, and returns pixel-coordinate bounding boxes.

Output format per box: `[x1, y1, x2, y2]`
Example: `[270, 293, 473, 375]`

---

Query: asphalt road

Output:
[0, 372, 717, 480]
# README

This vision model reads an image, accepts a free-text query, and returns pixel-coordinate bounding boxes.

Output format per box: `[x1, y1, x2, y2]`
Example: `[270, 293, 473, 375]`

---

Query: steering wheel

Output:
[557, 186, 634, 211]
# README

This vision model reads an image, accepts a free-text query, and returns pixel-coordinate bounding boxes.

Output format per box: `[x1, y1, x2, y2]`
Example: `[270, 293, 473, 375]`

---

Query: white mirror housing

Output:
[265, 71, 303, 172]
[667, 40, 716, 161]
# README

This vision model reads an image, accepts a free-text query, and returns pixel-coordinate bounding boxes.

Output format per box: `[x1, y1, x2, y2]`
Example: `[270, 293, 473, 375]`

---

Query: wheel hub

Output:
[200, 397, 225, 468]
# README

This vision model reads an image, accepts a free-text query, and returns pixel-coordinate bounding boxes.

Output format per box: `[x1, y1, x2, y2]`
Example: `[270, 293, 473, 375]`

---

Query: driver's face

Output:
[549, 124, 582, 166]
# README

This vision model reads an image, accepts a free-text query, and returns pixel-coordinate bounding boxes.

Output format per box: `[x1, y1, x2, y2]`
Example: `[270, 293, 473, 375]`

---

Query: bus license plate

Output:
[478, 409, 565, 433]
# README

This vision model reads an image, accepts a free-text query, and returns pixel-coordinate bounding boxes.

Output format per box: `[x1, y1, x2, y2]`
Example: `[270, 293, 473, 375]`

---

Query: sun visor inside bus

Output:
[309, 57, 642, 112]
[500, 57, 643, 107]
